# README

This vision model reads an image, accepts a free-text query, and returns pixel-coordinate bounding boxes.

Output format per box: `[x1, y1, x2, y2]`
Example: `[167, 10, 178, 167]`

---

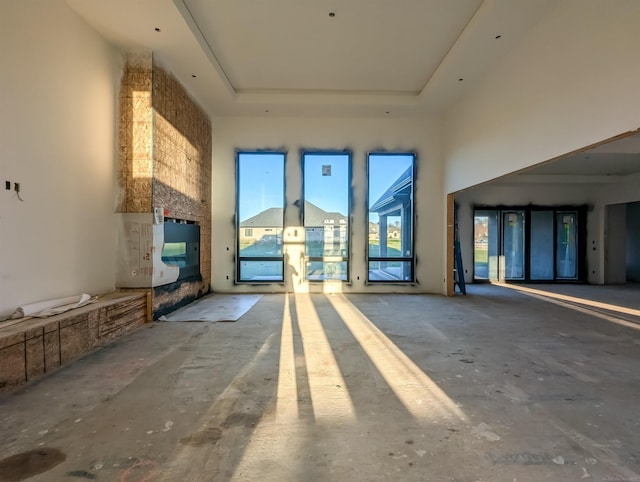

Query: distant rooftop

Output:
[240, 201, 346, 227]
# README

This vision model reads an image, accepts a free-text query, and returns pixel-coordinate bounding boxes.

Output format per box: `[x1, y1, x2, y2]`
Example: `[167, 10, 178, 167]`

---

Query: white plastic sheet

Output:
[159, 294, 262, 322]
[11, 294, 93, 319]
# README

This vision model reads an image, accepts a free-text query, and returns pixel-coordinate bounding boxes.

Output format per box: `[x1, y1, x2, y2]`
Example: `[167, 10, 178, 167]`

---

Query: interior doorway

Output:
[605, 201, 640, 284]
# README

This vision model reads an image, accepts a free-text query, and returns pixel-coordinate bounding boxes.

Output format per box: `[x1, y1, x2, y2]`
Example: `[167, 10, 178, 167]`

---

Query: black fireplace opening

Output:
[161, 219, 200, 280]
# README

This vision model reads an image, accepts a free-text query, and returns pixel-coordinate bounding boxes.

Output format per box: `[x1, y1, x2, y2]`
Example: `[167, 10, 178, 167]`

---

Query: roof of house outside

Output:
[240, 207, 283, 228]
[303, 201, 347, 226]
[240, 201, 346, 228]
[370, 166, 412, 213]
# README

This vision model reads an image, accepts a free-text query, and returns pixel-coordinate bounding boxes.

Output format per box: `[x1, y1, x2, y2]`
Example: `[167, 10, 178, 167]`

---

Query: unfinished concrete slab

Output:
[0, 285, 639, 481]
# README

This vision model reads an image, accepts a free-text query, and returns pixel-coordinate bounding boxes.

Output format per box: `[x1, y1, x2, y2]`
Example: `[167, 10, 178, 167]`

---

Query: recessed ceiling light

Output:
[154, 27, 161, 32]
[328, 12, 336, 17]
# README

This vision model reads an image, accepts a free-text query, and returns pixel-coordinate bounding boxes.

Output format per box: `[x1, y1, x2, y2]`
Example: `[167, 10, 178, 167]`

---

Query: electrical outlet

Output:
[4, 181, 10, 190]
[14, 182, 20, 192]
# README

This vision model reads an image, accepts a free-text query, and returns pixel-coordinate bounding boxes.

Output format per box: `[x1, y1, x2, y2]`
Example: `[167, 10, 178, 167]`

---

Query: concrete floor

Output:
[1, 284, 639, 481]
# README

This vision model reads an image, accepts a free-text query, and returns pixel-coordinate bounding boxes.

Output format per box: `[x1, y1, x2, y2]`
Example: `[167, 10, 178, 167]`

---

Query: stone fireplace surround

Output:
[117, 52, 212, 318]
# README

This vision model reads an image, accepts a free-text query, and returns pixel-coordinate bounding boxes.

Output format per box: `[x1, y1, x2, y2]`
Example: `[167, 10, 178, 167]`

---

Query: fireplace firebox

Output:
[161, 220, 200, 280]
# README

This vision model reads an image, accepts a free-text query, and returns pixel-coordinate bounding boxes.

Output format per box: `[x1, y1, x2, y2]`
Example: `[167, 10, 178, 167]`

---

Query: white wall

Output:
[0, 1, 123, 317]
[211, 116, 445, 294]
[443, 0, 640, 195]
[596, 173, 640, 207]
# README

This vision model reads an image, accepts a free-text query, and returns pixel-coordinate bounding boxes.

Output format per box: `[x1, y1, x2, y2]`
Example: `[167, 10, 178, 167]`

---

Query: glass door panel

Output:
[474, 210, 499, 280]
[502, 211, 525, 280]
[556, 212, 578, 279]
[530, 210, 554, 280]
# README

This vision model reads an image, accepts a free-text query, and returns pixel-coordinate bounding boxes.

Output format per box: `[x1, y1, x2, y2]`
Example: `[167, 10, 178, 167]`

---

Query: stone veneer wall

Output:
[117, 52, 153, 213]
[118, 52, 212, 318]
[151, 65, 212, 317]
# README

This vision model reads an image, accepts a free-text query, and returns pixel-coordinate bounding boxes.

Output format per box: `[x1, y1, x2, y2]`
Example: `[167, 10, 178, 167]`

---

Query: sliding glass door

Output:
[502, 211, 525, 280]
[473, 207, 584, 282]
[530, 210, 554, 280]
[474, 210, 499, 280]
[556, 212, 578, 279]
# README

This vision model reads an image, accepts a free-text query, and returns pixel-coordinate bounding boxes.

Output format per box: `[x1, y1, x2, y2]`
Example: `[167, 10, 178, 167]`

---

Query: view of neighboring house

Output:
[239, 201, 347, 256]
[239, 207, 284, 255]
[368, 222, 379, 240]
[303, 201, 348, 257]
[368, 222, 400, 241]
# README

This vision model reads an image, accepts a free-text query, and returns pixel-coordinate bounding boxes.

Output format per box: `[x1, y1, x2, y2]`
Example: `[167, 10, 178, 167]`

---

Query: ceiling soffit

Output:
[64, 0, 558, 116]
[179, 0, 483, 95]
[492, 132, 640, 187]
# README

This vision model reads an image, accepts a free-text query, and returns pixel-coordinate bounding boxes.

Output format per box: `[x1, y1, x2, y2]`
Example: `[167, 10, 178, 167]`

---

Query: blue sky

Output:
[368, 154, 413, 207]
[368, 154, 414, 224]
[303, 153, 349, 215]
[238, 152, 413, 222]
[238, 153, 285, 221]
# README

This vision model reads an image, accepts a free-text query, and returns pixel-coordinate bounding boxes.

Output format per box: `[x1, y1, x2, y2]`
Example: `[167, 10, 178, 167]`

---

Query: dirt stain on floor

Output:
[180, 427, 222, 447]
[223, 412, 260, 429]
[0, 448, 66, 481]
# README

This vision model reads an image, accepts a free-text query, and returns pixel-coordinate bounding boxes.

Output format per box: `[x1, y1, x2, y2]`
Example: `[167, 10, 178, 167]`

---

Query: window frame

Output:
[366, 152, 416, 283]
[235, 151, 286, 283]
[301, 150, 352, 282]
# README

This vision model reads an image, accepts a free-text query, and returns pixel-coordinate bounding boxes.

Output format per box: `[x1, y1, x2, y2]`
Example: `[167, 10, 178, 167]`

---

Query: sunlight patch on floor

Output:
[275, 294, 298, 422]
[326, 293, 467, 424]
[294, 293, 356, 424]
[496, 283, 640, 331]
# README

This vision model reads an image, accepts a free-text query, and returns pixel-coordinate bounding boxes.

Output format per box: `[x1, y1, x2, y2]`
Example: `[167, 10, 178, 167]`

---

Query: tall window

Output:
[236, 152, 285, 281]
[303, 152, 350, 281]
[367, 153, 415, 282]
